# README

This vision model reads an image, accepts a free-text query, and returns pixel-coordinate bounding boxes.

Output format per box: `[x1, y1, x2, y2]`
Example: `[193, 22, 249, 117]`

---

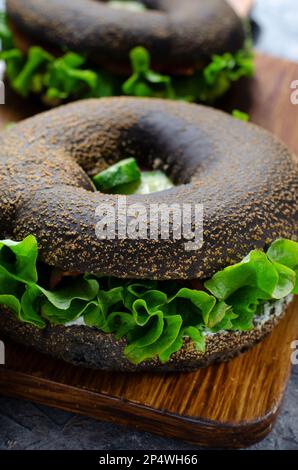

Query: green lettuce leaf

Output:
[0, 11, 14, 50]
[125, 314, 182, 364]
[0, 236, 38, 284]
[13, 46, 53, 97]
[20, 284, 46, 328]
[40, 277, 99, 310]
[122, 46, 175, 99]
[108, 1, 146, 12]
[0, 294, 21, 317]
[93, 157, 141, 192]
[42, 299, 101, 326]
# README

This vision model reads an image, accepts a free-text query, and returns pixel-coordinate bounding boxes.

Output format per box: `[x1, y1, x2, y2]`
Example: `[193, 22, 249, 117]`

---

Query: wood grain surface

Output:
[0, 53, 297, 448]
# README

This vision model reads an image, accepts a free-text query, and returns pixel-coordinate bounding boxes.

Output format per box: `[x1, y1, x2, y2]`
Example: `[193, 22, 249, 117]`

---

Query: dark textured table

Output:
[0, 0, 298, 450]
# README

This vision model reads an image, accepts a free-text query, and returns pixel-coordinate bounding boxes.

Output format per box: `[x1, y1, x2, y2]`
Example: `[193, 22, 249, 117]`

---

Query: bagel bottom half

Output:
[0, 296, 293, 371]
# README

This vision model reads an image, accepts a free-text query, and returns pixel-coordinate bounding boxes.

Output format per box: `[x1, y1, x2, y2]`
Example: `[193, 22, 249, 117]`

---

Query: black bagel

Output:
[7, 0, 245, 71]
[0, 296, 292, 371]
[0, 97, 296, 280]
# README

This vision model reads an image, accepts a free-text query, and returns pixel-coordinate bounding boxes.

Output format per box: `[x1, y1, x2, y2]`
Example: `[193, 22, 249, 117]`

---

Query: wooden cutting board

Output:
[0, 53, 297, 448]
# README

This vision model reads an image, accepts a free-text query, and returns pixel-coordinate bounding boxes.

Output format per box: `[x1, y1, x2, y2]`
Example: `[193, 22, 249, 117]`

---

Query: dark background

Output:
[0, 0, 297, 450]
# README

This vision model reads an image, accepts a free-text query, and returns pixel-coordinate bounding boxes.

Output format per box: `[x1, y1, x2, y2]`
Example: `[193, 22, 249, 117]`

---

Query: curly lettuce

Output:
[0, 236, 296, 364]
[0, 12, 254, 104]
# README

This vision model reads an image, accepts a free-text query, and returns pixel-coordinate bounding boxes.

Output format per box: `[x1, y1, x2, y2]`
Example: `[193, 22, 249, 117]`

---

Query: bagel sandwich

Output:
[0, 97, 297, 371]
[0, 0, 253, 106]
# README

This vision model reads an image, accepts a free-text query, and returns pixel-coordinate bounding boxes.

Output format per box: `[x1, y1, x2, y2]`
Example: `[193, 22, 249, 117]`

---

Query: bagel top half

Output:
[0, 97, 296, 280]
[7, 0, 245, 71]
